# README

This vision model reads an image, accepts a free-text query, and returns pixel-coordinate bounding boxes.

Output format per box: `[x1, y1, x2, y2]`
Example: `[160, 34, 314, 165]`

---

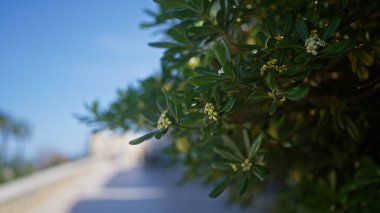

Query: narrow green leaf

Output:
[242, 129, 251, 157]
[212, 162, 234, 171]
[249, 132, 265, 158]
[319, 40, 355, 58]
[277, 50, 286, 65]
[281, 87, 310, 100]
[269, 101, 278, 115]
[294, 54, 310, 64]
[129, 131, 158, 145]
[148, 42, 181, 48]
[220, 97, 235, 113]
[222, 135, 245, 160]
[224, 62, 235, 78]
[266, 17, 276, 37]
[212, 42, 229, 66]
[202, 0, 211, 15]
[141, 114, 159, 126]
[188, 75, 220, 86]
[265, 70, 275, 90]
[180, 112, 204, 126]
[209, 176, 232, 198]
[282, 13, 294, 34]
[321, 16, 342, 41]
[345, 116, 361, 142]
[276, 43, 305, 51]
[248, 91, 271, 102]
[220, 81, 244, 91]
[283, 65, 302, 76]
[194, 67, 217, 76]
[154, 0, 196, 11]
[252, 164, 270, 181]
[295, 18, 308, 40]
[221, 39, 231, 62]
[213, 147, 242, 162]
[239, 175, 249, 196]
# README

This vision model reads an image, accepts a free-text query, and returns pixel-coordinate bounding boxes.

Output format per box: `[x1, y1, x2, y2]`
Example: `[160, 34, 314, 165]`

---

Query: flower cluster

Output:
[241, 159, 252, 171]
[305, 30, 326, 55]
[204, 103, 218, 121]
[260, 59, 287, 74]
[157, 110, 171, 130]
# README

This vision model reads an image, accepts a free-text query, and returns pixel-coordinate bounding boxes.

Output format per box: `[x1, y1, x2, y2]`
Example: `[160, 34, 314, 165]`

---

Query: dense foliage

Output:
[82, 0, 380, 212]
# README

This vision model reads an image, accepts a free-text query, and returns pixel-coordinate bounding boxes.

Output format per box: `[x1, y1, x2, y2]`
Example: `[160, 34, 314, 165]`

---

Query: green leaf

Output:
[209, 176, 232, 198]
[277, 50, 286, 65]
[180, 112, 204, 126]
[248, 91, 271, 102]
[148, 42, 181, 48]
[265, 70, 275, 90]
[222, 135, 245, 160]
[345, 116, 361, 142]
[220, 97, 235, 113]
[282, 13, 294, 34]
[154, 0, 196, 11]
[221, 39, 231, 62]
[319, 40, 355, 58]
[141, 114, 159, 126]
[213, 147, 242, 162]
[269, 101, 278, 115]
[295, 18, 308, 40]
[212, 43, 226, 65]
[283, 65, 302, 76]
[294, 54, 310, 64]
[321, 16, 342, 41]
[129, 131, 158, 145]
[155, 128, 168, 139]
[252, 164, 269, 181]
[223, 62, 235, 78]
[202, 0, 211, 15]
[188, 75, 221, 86]
[220, 81, 245, 91]
[276, 43, 305, 52]
[212, 162, 234, 171]
[194, 67, 217, 76]
[266, 17, 276, 37]
[249, 132, 265, 158]
[239, 175, 249, 196]
[281, 87, 310, 100]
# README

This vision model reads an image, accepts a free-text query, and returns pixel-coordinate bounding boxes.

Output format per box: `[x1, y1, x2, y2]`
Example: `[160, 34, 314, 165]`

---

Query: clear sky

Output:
[0, 0, 162, 159]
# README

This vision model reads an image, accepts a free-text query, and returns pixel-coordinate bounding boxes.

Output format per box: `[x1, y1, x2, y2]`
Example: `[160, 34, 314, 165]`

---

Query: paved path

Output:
[69, 167, 257, 213]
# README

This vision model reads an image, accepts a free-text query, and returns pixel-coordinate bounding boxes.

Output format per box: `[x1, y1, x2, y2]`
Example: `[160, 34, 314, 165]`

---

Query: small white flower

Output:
[305, 30, 326, 55]
[241, 159, 252, 171]
[218, 67, 224, 75]
[204, 103, 218, 121]
[157, 110, 171, 130]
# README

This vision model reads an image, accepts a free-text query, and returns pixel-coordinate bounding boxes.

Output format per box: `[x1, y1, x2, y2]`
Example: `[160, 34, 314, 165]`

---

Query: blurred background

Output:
[0, 1, 262, 212]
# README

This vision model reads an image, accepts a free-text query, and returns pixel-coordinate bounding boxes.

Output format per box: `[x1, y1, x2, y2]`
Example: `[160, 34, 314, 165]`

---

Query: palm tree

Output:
[11, 121, 31, 158]
[0, 113, 11, 161]
[0, 112, 31, 161]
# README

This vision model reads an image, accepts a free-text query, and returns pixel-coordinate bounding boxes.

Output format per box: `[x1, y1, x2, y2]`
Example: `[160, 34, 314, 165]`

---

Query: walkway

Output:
[69, 166, 256, 213]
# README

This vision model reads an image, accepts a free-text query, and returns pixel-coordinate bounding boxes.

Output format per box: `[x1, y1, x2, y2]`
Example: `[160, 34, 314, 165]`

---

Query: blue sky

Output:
[0, 0, 162, 159]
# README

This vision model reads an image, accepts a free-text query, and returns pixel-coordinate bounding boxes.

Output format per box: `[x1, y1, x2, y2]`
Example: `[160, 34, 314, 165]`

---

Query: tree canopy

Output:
[82, 0, 380, 212]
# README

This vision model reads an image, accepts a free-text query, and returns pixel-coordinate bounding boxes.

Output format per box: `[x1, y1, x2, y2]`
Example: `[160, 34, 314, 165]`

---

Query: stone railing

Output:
[0, 131, 147, 213]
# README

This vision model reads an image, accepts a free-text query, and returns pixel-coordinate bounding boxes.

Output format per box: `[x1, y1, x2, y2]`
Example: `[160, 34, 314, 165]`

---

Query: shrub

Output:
[82, 0, 380, 212]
